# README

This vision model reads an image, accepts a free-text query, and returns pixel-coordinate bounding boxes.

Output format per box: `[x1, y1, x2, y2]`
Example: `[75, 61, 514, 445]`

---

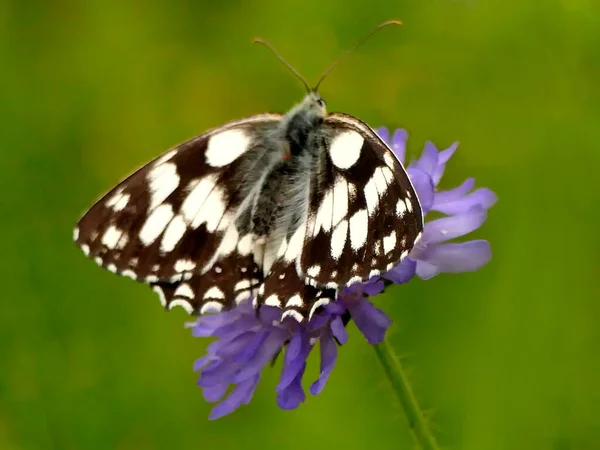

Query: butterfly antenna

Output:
[314, 20, 402, 92]
[253, 38, 311, 94]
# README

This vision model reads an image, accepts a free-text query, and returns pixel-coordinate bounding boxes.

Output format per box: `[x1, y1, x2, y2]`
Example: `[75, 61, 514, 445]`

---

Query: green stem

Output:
[374, 339, 440, 450]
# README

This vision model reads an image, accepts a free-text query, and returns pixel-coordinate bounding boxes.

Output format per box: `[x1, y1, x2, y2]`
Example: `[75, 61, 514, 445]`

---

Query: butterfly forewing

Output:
[75, 114, 282, 301]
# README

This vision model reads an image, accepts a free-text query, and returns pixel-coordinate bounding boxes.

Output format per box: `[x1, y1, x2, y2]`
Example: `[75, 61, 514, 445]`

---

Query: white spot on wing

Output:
[237, 234, 253, 255]
[200, 301, 223, 314]
[383, 151, 396, 169]
[147, 162, 180, 211]
[331, 176, 349, 227]
[329, 131, 364, 169]
[414, 232, 422, 245]
[396, 199, 407, 217]
[174, 283, 194, 299]
[121, 270, 137, 280]
[235, 279, 251, 291]
[204, 286, 225, 300]
[281, 310, 304, 322]
[206, 129, 251, 167]
[285, 294, 303, 308]
[169, 299, 194, 314]
[161, 214, 187, 252]
[101, 225, 123, 250]
[383, 231, 397, 255]
[73, 227, 79, 241]
[309, 298, 331, 320]
[153, 285, 167, 307]
[264, 294, 281, 307]
[313, 188, 334, 235]
[349, 209, 368, 250]
[330, 220, 348, 260]
[181, 175, 217, 224]
[81, 244, 90, 256]
[139, 204, 174, 246]
[284, 225, 306, 262]
[306, 265, 320, 278]
[175, 259, 196, 272]
[218, 225, 239, 256]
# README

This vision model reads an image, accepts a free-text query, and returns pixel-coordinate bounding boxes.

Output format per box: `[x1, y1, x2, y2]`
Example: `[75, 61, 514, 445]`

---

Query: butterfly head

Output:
[301, 91, 327, 118]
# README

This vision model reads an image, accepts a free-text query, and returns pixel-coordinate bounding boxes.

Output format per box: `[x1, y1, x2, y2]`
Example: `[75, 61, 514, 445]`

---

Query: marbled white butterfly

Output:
[74, 21, 423, 322]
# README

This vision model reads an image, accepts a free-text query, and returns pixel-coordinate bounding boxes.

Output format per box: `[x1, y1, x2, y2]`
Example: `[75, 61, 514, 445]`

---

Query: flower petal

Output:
[431, 142, 459, 185]
[384, 258, 417, 284]
[203, 383, 229, 403]
[417, 240, 492, 277]
[209, 375, 260, 420]
[362, 280, 385, 296]
[330, 316, 348, 344]
[433, 178, 475, 204]
[376, 127, 390, 144]
[407, 168, 434, 212]
[276, 369, 306, 410]
[410, 141, 438, 175]
[391, 129, 408, 165]
[309, 332, 338, 395]
[277, 332, 310, 391]
[423, 206, 488, 245]
[433, 188, 498, 215]
[348, 300, 392, 344]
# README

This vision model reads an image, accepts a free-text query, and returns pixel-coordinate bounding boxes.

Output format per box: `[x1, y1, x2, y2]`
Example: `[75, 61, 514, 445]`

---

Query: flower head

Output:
[376, 128, 497, 284]
[189, 128, 496, 419]
[189, 280, 388, 419]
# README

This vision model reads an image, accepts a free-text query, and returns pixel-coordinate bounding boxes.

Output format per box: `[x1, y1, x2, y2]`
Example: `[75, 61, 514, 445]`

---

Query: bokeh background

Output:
[2, 0, 599, 449]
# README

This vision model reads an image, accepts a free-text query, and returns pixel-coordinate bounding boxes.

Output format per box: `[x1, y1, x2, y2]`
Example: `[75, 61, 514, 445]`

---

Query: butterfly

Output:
[73, 21, 423, 322]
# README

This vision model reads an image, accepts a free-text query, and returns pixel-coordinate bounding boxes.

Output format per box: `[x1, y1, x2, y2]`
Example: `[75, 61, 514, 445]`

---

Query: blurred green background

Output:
[2, 0, 599, 449]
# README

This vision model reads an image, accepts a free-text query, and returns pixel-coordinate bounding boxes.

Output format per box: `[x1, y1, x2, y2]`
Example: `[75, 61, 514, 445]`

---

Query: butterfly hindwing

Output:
[151, 252, 262, 314]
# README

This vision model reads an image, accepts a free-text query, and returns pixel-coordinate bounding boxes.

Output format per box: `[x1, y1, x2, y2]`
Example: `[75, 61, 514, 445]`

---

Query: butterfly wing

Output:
[254, 113, 423, 321]
[74, 113, 282, 313]
[299, 112, 423, 286]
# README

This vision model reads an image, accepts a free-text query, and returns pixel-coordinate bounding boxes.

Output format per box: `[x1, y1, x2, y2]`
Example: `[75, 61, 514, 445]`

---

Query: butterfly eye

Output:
[317, 98, 325, 108]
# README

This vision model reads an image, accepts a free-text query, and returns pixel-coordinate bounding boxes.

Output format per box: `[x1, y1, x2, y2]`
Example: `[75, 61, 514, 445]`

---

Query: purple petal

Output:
[209, 375, 260, 420]
[433, 178, 475, 204]
[362, 280, 385, 296]
[276, 369, 306, 410]
[407, 168, 434, 212]
[432, 142, 459, 185]
[376, 127, 390, 144]
[384, 258, 417, 284]
[349, 300, 392, 344]
[330, 316, 348, 344]
[277, 333, 310, 391]
[422, 207, 488, 245]
[203, 383, 229, 402]
[391, 129, 408, 165]
[433, 188, 498, 215]
[309, 333, 338, 395]
[231, 330, 287, 383]
[417, 240, 492, 277]
[410, 141, 438, 176]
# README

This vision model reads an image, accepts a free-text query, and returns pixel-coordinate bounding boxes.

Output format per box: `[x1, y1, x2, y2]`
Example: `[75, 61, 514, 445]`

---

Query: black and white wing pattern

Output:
[255, 113, 423, 321]
[300, 113, 423, 284]
[74, 113, 282, 314]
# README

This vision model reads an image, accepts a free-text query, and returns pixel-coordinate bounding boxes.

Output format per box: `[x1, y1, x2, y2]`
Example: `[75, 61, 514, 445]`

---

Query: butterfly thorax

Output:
[280, 92, 326, 156]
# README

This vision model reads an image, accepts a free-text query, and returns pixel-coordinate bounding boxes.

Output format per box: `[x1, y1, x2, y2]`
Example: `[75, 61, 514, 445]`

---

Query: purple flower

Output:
[376, 128, 497, 284]
[189, 128, 496, 419]
[188, 280, 388, 420]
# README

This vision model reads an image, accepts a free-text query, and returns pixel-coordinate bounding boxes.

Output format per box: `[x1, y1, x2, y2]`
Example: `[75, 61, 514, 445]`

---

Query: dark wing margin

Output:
[298, 112, 423, 288]
[74, 113, 283, 314]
